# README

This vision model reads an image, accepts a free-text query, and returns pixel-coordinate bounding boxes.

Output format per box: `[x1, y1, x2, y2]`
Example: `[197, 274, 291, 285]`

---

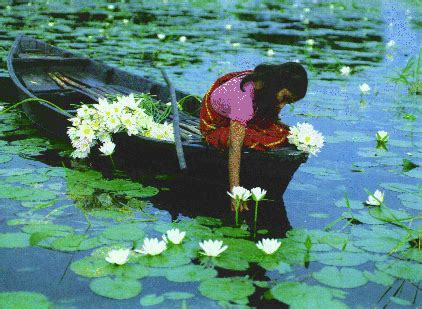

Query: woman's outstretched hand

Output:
[231, 199, 249, 212]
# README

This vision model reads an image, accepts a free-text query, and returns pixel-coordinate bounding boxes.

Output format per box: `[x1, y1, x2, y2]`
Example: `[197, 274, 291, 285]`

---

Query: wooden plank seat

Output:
[14, 57, 90, 66]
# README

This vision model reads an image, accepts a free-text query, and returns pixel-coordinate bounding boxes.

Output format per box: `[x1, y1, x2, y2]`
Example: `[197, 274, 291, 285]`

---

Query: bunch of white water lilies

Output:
[67, 94, 174, 159]
[287, 122, 325, 156]
[104, 228, 282, 265]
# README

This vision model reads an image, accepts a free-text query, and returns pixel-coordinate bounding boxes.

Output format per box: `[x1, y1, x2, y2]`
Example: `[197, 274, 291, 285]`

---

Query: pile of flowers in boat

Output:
[67, 93, 174, 159]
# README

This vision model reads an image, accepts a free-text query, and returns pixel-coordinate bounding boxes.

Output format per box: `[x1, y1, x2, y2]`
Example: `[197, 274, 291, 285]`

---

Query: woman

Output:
[199, 62, 308, 212]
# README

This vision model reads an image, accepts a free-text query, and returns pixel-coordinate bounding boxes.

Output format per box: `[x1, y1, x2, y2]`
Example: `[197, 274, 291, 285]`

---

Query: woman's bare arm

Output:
[228, 120, 248, 211]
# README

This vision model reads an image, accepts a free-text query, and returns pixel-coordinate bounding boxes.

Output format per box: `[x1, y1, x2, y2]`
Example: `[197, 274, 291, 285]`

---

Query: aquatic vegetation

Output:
[251, 187, 267, 237]
[340, 66, 351, 76]
[359, 83, 371, 94]
[227, 186, 251, 225]
[105, 248, 130, 265]
[287, 122, 325, 156]
[256, 238, 281, 255]
[135, 237, 167, 256]
[199, 240, 228, 257]
[365, 189, 385, 206]
[163, 228, 186, 245]
[376, 130, 389, 143]
[389, 48, 421, 94]
[386, 40, 396, 48]
[267, 48, 275, 57]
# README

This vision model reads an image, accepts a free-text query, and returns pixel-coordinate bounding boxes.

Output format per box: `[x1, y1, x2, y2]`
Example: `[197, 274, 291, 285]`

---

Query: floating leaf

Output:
[363, 270, 394, 286]
[51, 234, 87, 252]
[0, 154, 12, 164]
[376, 260, 422, 281]
[214, 227, 250, 238]
[398, 193, 422, 210]
[0, 185, 56, 201]
[335, 198, 364, 209]
[139, 294, 165, 306]
[314, 252, 370, 267]
[369, 206, 412, 223]
[390, 296, 412, 306]
[312, 266, 368, 288]
[101, 223, 145, 241]
[122, 186, 159, 198]
[400, 248, 422, 262]
[194, 216, 222, 227]
[136, 252, 191, 268]
[0, 291, 52, 309]
[21, 223, 73, 237]
[0, 233, 30, 248]
[404, 169, 422, 180]
[271, 282, 348, 308]
[165, 265, 217, 282]
[89, 277, 142, 299]
[112, 264, 149, 279]
[402, 159, 419, 172]
[70, 256, 114, 278]
[163, 292, 194, 300]
[5, 174, 50, 185]
[199, 277, 255, 302]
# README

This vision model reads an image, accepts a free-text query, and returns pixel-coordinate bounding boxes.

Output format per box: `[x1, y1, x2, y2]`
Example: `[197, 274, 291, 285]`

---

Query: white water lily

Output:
[359, 83, 371, 94]
[267, 49, 275, 57]
[179, 36, 187, 43]
[256, 238, 281, 255]
[157, 33, 166, 40]
[99, 140, 115, 155]
[340, 66, 351, 76]
[135, 237, 167, 256]
[376, 130, 389, 142]
[232, 42, 240, 47]
[225, 24, 232, 30]
[288, 122, 324, 156]
[386, 40, 396, 48]
[107, 4, 115, 10]
[227, 186, 251, 201]
[163, 229, 186, 245]
[0, 106, 4, 111]
[305, 39, 315, 46]
[366, 190, 384, 206]
[251, 187, 267, 202]
[199, 240, 228, 257]
[105, 249, 130, 265]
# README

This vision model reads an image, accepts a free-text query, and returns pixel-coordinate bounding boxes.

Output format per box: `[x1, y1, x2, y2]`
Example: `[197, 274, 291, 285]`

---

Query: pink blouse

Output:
[210, 76, 255, 126]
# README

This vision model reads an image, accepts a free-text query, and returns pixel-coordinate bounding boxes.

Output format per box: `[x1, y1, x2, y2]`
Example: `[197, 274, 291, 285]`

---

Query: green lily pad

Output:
[314, 252, 370, 267]
[122, 186, 159, 198]
[165, 265, 217, 282]
[163, 292, 194, 300]
[50, 234, 87, 252]
[194, 216, 222, 227]
[300, 166, 344, 181]
[21, 223, 73, 237]
[90, 277, 142, 299]
[404, 169, 422, 179]
[5, 174, 50, 185]
[0, 233, 30, 248]
[136, 252, 191, 268]
[101, 223, 145, 241]
[400, 248, 422, 262]
[376, 260, 422, 281]
[353, 226, 409, 253]
[91, 178, 141, 191]
[335, 198, 364, 209]
[390, 296, 412, 306]
[312, 266, 368, 288]
[369, 206, 412, 223]
[139, 294, 165, 306]
[0, 168, 34, 176]
[214, 227, 250, 238]
[0, 154, 12, 164]
[379, 182, 420, 193]
[199, 277, 255, 303]
[208, 254, 250, 271]
[112, 264, 149, 279]
[0, 291, 52, 309]
[0, 185, 57, 201]
[397, 193, 422, 210]
[271, 282, 348, 309]
[342, 211, 385, 225]
[70, 256, 115, 278]
[363, 270, 395, 286]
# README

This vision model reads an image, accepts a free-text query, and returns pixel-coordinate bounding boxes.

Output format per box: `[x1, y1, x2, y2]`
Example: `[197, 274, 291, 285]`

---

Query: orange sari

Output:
[199, 71, 290, 151]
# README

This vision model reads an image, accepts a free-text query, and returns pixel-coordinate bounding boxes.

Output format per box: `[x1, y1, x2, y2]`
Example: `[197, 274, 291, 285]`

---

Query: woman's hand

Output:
[231, 199, 249, 212]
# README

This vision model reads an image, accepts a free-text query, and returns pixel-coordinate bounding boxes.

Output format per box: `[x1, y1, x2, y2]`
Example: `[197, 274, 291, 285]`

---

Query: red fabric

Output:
[199, 71, 290, 151]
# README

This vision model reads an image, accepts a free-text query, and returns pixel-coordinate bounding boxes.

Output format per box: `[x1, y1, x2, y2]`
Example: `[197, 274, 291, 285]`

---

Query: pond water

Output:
[0, 0, 421, 308]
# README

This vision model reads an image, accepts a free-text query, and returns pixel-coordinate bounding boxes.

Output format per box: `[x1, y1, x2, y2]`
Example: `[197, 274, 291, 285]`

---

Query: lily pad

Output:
[0, 154, 12, 164]
[0, 185, 57, 201]
[363, 270, 395, 286]
[0, 233, 30, 248]
[163, 292, 194, 300]
[101, 223, 145, 241]
[21, 223, 73, 237]
[314, 252, 370, 267]
[376, 260, 422, 281]
[5, 174, 50, 185]
[335, 198, 364, 209]
[397, 193, 422, 210]
[214, 226, 250, 238]
[70, 256, 114, 278]
[194, 216, 222, 227]
[136, 252, 191, 268]
[199, 277, 255, 303]
[113, 264, 149, 279]
[0, 291, 52, 309]
[369, 206, 412, 223]
[50, 234, 87, 252]
[271, 282, 348, 309]
[165, 265, 217, 282]
[139, 294, 165, 306]
[90, 277, 142, 299]
[312, 266, 368, 288]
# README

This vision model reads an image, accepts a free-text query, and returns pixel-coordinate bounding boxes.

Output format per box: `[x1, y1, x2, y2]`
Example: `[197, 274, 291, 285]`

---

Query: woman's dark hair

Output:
[240, 62, 308, 121]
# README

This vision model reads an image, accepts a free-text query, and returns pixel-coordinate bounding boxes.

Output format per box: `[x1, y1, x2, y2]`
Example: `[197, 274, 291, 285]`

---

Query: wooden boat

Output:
[7, 34, 307, 195]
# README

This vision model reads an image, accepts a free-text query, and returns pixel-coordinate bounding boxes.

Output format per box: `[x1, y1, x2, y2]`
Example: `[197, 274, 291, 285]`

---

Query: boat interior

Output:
[12, 46, 203, 144]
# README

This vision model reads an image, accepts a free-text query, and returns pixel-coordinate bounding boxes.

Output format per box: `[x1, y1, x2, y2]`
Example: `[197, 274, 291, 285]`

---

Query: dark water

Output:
[0, 0, 421, 308]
